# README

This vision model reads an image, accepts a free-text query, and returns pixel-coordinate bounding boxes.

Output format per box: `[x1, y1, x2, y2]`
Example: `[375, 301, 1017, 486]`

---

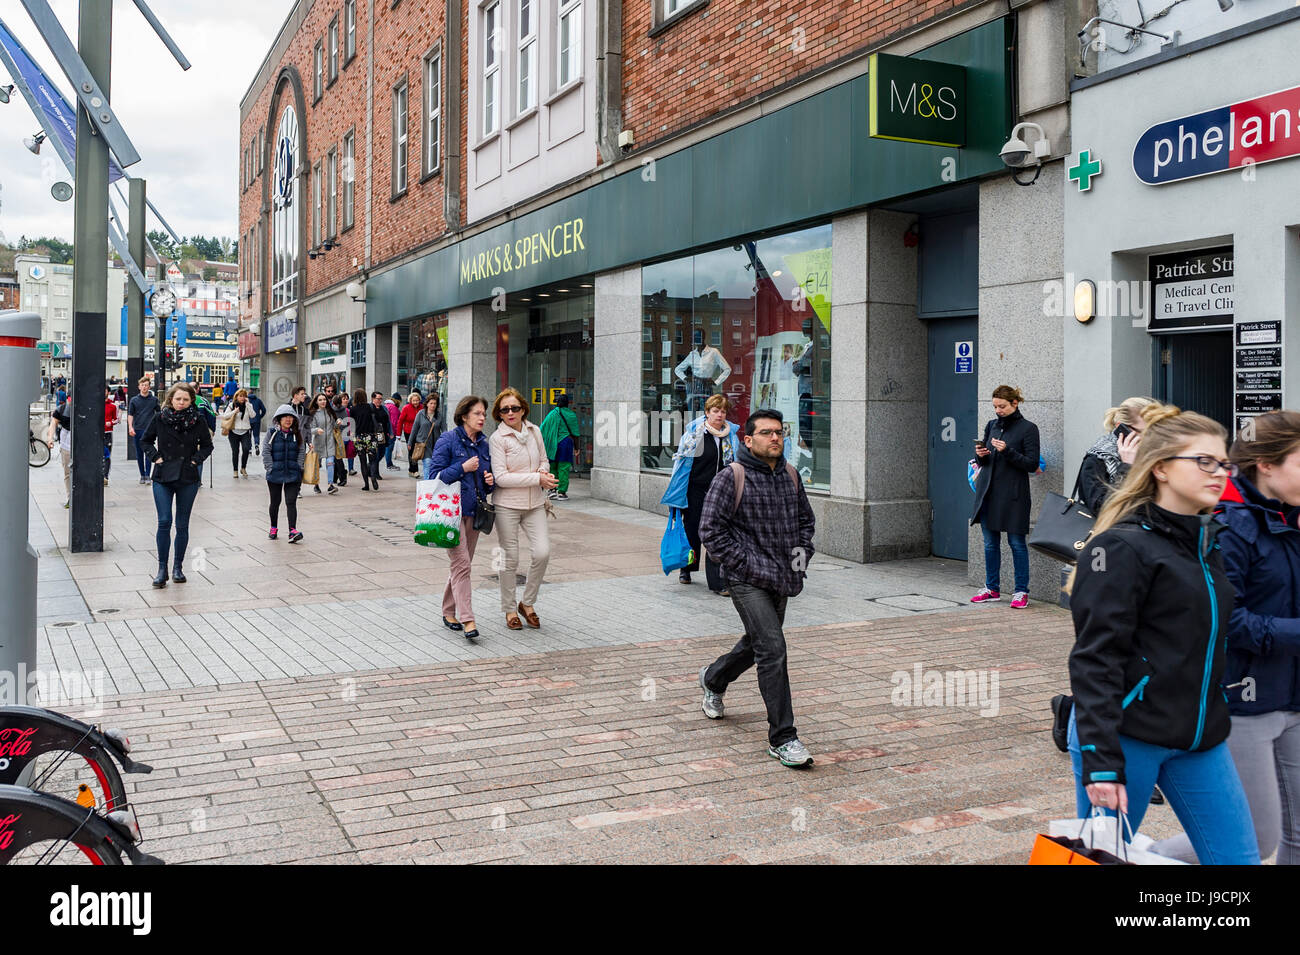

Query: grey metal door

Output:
[1158, 331, 1233, 435]
[928, 317, 979, 559]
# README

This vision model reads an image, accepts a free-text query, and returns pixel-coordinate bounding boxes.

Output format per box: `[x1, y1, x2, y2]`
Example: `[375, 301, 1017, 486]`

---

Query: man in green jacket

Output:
[539, 394, 580, 500]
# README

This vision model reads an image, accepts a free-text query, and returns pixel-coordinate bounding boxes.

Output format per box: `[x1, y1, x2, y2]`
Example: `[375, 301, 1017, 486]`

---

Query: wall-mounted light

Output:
[346, 280, 365, 302]
[23, 131, 45, 155]
[1074, 280, 1096, 324]
[0, 85, 14, 105]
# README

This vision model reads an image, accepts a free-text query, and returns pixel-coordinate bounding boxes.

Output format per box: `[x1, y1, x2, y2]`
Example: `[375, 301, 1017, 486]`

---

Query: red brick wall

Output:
[240, 0, 463, 325]
[622, 0, 967, 147]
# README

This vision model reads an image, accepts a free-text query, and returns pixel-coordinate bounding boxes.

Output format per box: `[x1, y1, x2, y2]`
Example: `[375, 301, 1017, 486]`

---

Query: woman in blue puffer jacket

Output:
[262, 404, 307, 543]
[427, 394, 495, 641]
[1154, 410, 1300, 864]
[660, 395, 741, 593]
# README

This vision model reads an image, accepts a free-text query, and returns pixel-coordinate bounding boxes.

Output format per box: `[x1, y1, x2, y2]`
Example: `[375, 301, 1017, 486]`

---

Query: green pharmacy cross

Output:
[1069, 149, 1102, 192]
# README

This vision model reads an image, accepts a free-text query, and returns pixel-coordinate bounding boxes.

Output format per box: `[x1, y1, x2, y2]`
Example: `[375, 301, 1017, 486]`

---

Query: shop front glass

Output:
[641, 223, 831, 488]
[310, 339, 348, 396]
[397, 314, 449, 407]
[496, 284, 594, 469]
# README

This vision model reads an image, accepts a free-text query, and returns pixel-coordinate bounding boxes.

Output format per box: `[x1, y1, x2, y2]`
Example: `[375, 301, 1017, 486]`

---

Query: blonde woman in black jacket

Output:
[141, 383, 212, 588]
[1067, 404, 1259, 864]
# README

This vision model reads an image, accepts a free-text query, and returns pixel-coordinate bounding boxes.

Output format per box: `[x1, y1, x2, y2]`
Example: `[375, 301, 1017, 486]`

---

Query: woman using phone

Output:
[1077, 397, 1158, 513]
[970, 385, 1040, 609]
[1067, 405, 1259, 864]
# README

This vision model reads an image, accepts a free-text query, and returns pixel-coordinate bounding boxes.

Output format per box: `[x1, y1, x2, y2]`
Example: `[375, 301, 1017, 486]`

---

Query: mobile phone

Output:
[974, 438, 986, 449]
[1114, 423, 1134, 439]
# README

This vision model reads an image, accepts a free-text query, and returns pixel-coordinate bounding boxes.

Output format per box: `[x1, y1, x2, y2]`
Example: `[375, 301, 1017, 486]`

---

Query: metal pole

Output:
[0, 312, 42, 683]
[125, 178, 145, 462]
[69, 0, 111, 553]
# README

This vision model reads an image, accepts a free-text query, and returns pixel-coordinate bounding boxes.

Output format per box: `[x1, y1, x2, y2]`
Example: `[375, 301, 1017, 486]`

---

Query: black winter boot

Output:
[172, 562, 187, 584]
[152, 565, 169, 588]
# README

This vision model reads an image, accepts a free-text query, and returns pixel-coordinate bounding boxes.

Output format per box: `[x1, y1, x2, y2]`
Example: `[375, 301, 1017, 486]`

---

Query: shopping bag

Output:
[1030, 810, 1136, 866]
[393, 438, 408, 465]
[1048, 816, 1186, 865]
[414, 478, 462, 548]
[302, 449, 320, 486]
[660, 508, 694, 575]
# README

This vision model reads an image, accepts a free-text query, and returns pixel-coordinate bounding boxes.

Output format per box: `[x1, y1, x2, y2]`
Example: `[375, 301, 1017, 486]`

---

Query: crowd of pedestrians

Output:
[44, 364, 1300, 866]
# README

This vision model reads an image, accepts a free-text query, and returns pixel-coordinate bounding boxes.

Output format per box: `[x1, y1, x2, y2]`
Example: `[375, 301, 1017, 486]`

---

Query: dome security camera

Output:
[999, 122, 1050, 169]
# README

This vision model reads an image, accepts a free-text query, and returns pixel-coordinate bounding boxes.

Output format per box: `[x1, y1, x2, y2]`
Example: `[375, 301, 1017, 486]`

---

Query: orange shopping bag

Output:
[1029, 834, 1101, 865]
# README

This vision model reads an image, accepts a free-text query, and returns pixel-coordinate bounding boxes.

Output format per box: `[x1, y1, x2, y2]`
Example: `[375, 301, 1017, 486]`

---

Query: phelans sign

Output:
[868, 53, 966, 148]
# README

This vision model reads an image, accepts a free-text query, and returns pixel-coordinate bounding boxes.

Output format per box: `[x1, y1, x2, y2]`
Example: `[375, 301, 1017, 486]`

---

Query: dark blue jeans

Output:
[134, 433, 151, 478]
[704, 582, 796, 747]
[153, 480, 200, 568]
[981, 525, 1029, 593]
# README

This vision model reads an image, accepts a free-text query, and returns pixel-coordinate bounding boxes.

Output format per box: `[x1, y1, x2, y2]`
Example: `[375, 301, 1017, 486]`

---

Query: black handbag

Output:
[1028, 467, 1097, 563]
[462, 432, 495, 535]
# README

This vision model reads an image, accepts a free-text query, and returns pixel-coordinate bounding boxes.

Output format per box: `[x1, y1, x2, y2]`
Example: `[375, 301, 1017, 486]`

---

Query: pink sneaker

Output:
[971, 588, 1001, 603]
[1010, 592, 1029, 609]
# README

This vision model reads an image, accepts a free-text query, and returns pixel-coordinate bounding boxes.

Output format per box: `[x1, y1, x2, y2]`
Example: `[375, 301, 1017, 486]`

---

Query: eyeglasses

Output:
[499, 405, 523, 414]
[1164, 455, 1239, 477]
[752, 428, 783, 438]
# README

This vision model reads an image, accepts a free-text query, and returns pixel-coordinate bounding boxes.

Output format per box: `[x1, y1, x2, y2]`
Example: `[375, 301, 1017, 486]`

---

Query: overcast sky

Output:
[0, 0, 295, 249]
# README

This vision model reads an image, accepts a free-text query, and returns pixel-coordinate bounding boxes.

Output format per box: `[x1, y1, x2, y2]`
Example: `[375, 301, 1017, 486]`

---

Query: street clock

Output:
[149, 285, 177, 318]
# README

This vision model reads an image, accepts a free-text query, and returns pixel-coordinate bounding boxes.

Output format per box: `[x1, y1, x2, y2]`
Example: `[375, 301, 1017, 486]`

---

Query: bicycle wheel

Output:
[0, 785, 124, 865]
[0, 709, 129, 813]
[28, 436, 51, 468]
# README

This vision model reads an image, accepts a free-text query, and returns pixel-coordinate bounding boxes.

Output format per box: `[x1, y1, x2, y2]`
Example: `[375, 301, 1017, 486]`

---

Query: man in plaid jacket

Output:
[697, 408, 817, 767]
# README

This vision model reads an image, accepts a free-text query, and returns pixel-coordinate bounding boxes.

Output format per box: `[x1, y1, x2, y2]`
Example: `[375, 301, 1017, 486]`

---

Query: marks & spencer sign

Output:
[1133, 84, 1300, 185]
[868, 53, 966, 148]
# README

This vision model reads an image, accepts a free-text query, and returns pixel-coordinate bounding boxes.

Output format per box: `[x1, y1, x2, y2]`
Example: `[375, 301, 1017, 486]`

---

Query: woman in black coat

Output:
[970, 385, 1040, 608]
[141, 383, 213, 588]
[351, 388, 380, 491]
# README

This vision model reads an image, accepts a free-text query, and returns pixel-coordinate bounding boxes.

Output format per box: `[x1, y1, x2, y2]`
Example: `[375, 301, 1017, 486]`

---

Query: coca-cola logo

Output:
[0, 728, 37, 759]
[0, 813, 20, 850]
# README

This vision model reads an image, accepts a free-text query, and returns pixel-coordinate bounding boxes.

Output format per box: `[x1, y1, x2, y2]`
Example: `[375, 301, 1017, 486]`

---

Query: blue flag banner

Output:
[0, 16, 124, 182]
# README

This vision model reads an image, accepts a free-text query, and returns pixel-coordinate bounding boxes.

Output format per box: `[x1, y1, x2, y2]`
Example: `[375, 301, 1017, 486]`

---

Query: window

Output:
[482, 1, 500, 136]
[642, 327, 651, 341]
[326, 147, 338, 239]
[312, 159, 322, 247]
[342, 130, 355, 229]
[313, 41, 324, 101]
[258, 126, 265, 173]
[557, 0, 581, 88]
[517, 0, 536, 113]
[423, 47, 441, 176]
[642, 350, 654, 372]
[350, 331, 367, 366]
[328, 16, 339, 83]
[392, 80, 409, 196]
[663, 0, 701, 18]
[640, 222, 833, 488]
[345, 0, 357, 62]
[271, 106, 299, 309]
[675, 330, 683, 344]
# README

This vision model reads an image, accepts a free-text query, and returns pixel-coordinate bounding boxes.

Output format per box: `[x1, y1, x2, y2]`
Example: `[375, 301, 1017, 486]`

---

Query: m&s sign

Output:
[868, 53, 966, 148]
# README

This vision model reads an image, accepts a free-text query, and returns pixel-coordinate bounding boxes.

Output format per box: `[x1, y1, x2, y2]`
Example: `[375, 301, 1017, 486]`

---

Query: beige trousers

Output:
[496, 505, 550, 612]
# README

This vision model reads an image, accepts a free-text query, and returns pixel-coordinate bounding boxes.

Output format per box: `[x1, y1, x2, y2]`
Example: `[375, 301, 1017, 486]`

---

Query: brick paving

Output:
[24, 425, 1192, 863]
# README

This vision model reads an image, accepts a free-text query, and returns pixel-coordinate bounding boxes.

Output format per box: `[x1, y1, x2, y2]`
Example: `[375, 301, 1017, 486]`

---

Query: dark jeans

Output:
[683, 484, 727, 591]
[981, 525, 1030, 593]
[103, 432, 113, 478]
[268, 480, 301, 530]
[134, 433, 151, 479]
[228, 431, 252, 471]
[704, 582, 796, 747]
[153, 480, 200, 568]
[252, 422, 262, 453]
[385, 437, 396, 468]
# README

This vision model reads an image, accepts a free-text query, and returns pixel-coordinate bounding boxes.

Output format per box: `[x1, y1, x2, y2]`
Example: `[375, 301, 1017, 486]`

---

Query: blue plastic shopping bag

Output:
[660, 508, 695, 575]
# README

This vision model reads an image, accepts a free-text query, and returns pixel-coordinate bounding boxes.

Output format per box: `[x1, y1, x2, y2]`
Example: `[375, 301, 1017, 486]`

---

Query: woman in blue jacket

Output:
[262, 404, 307, 543]
[427, 395, 495, 641]
[1153, 410, 1300, 864]
[660, 395, 740, 593]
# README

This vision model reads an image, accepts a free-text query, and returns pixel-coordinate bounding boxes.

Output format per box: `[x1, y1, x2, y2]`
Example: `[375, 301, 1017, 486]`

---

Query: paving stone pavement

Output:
[75, 605, 1190, 864]
[27, 425, 1197, 863]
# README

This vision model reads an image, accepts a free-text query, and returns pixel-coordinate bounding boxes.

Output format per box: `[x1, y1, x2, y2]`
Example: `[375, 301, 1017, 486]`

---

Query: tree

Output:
[147, 229, 178, 261]
[16, 235, 74, 263]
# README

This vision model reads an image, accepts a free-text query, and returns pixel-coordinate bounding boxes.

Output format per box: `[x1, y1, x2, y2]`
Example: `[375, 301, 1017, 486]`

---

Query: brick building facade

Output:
[241, 0, 1081, 597]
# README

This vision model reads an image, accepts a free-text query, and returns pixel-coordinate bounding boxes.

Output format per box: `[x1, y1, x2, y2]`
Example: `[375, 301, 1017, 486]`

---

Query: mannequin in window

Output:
[675, 329, 731, 419]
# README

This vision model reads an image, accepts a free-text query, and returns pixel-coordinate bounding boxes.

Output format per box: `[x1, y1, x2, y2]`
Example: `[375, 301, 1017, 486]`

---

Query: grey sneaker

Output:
[767, 738, 813, 767]
[699, 666, 724, 720]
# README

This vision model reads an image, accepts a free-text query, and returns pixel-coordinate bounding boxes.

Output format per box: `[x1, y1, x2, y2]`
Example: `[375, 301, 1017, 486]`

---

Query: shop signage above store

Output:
[184, 346, 236, 364]
[1133, 84, 1300, 185]
[1146, 246, 1233, 333]
[237, 331, 261, 360]
[266, 311, 297, 352]
[867, 53, 966, 147]
[367, 17, 1013, 326]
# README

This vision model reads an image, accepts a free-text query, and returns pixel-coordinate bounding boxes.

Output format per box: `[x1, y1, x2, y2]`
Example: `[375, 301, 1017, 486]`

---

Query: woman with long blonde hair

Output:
[1067, 404, 1259, 863]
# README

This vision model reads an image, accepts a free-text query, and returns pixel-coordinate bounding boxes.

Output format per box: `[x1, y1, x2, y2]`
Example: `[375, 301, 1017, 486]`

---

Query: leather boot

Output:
[172, 562, 187, 584]
[152, 565, 169, 588]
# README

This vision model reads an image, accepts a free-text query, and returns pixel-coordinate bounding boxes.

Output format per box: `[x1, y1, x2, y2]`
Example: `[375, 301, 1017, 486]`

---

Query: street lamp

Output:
[23, 131, 45, 154]
[0, 84, 14, 104]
